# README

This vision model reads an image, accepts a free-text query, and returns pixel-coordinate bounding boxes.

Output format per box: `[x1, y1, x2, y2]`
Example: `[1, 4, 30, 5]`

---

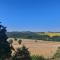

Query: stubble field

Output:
[11, 39, 60, 58]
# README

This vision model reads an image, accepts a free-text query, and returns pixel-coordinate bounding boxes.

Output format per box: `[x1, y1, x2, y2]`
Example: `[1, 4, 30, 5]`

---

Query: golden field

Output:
[37, 32, 60, 37]
[9, 39, 60, 58]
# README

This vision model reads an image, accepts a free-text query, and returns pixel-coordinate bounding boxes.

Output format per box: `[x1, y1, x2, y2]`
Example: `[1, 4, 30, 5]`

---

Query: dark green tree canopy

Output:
[0, 24, 12, 59]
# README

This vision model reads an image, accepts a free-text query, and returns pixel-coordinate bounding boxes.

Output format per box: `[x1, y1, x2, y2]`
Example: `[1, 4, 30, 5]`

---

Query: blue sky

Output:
[0, 0, 60, 32]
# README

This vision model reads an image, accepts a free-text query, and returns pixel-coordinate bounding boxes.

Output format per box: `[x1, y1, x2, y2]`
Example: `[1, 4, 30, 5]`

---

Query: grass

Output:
[31, 55, 47, 60]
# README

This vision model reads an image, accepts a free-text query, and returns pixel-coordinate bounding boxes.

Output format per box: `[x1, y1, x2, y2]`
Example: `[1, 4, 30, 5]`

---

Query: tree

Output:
[13, 45, 31, 60]
[8, 39, 13, 45]
[14, 38, 17, 41]
[18, 39, 22, 45]
[0, 24, 12, 60]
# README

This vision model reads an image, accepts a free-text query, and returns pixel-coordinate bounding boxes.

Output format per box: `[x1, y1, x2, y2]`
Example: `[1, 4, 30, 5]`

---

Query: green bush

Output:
[31, 55, 46, 60]
[53, 47, 60, 58]
[49, 47, 60, 60]
[13, 45, 31, 60]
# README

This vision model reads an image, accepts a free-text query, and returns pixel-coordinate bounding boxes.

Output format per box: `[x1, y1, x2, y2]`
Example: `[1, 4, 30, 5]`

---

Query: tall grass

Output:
[31, 55, 47, 60]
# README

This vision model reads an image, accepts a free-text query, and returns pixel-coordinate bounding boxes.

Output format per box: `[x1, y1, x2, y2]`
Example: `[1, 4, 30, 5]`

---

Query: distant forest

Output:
[7, 31, 60, 41]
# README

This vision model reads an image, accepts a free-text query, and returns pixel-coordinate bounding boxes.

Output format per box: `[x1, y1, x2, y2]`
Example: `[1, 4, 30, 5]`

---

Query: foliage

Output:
[0, 24, 12, 60]
[14, 38, 17, 41]
[7, 32, 49, 40]
[53, 47, 60, 58]
[18, 39, 22, 44]
[31, 55, 46, 60]
[13, 45, 31, 60]
[7, 32, 60, 42]
[49, 47, 60, 60]
[51, 36, 60, 41]
[8, 39, 13, 44]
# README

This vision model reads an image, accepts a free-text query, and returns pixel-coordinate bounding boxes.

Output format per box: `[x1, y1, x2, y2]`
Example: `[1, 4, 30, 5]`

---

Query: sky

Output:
[0, 0, 60, 32]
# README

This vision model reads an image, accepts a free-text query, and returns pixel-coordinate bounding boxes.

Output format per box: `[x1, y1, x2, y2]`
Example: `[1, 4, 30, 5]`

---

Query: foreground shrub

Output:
[8, 39, 13, 45]
[13, 45, 31, 60]
[31, 55, 46, 60]
[53, 47, 60, 59]
[18, 39, 22, 44]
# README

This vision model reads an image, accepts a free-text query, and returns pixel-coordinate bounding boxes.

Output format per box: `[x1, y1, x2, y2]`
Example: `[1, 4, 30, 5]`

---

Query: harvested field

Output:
[10, 39, 60, 58]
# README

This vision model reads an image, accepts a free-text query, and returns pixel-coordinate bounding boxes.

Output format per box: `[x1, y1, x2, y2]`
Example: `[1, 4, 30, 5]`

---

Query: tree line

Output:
[7, 32, 60, 41]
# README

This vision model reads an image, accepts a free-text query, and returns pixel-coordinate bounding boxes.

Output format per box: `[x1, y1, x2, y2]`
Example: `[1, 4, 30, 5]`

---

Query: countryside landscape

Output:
[6, 31, 60, 60]
[0, 0, 60, 60]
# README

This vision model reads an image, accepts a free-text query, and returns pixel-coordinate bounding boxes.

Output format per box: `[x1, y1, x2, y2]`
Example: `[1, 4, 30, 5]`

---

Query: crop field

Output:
[10, 39, 60, 58]
[37, 32, 60, 37]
